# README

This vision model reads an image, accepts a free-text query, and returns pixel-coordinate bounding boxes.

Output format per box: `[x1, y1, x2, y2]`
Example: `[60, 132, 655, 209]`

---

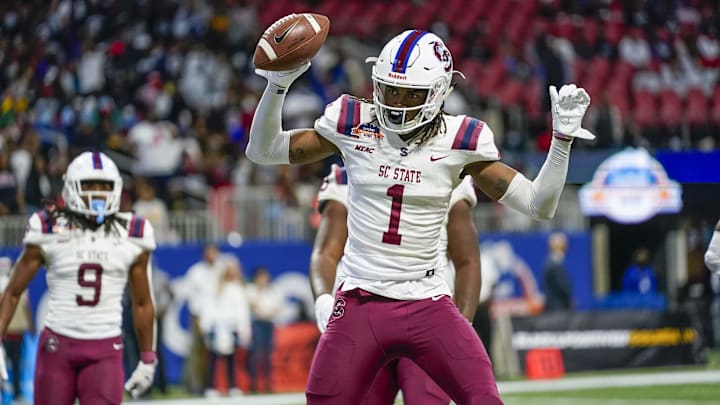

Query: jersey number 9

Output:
[76, 263, 103, 306]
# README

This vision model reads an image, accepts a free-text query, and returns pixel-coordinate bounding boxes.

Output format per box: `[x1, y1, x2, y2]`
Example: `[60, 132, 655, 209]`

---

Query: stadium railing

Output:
[0, 186, 588, 248]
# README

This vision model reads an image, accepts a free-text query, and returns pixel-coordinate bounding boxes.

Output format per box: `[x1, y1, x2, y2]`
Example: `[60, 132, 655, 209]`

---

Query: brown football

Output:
[253, 13, 330, 71]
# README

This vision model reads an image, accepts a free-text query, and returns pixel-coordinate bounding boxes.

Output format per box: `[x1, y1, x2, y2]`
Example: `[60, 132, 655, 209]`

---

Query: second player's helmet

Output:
[62, 151, 123, 220]
[370, 30, 454, 134]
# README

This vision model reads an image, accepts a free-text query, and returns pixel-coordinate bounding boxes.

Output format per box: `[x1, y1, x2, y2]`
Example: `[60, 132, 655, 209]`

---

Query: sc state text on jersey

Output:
[75, 249, 110, 262]
[378, 165, 422, 184]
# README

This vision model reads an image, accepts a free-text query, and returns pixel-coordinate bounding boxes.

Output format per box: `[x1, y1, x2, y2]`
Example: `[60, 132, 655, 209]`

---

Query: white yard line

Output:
[126, 369, 720, 405]
[497, 369, 720, 394]
[503, 397, 718, 405]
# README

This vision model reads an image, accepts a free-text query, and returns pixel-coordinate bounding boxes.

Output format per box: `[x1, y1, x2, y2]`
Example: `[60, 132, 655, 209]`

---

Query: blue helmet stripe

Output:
[392, 30, 428, 74]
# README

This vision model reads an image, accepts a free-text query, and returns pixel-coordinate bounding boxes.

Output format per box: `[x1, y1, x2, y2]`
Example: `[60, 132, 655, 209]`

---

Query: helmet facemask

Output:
[368, 30, 455, 135]
[372, 78, 449, 134]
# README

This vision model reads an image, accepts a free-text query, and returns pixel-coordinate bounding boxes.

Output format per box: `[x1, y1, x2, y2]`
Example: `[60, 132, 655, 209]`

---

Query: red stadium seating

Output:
[711, 86, 720, 126]
[632, 90, 657, 128]
[472, 58, 506, 98]
[685, 88, 709, 126]
[658, 89, 683, 127]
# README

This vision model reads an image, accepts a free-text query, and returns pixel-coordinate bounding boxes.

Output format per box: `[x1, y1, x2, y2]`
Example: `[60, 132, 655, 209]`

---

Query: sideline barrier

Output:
[511, 309, 706, 374]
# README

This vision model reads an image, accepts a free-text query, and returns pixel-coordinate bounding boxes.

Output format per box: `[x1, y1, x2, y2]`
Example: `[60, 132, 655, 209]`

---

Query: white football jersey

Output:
[315, 95, 498, 299]
[317, 165, 477, 297]
[23, 211, 156, 339]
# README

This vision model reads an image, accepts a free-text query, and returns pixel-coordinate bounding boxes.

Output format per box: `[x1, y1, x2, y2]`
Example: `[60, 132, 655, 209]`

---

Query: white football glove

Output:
[124, 360, 157, 399]
[314, 293, 334, 333]
[255, 61, 311, 91]
[0, 345, 7, 381]
[549, 84, 595, 140]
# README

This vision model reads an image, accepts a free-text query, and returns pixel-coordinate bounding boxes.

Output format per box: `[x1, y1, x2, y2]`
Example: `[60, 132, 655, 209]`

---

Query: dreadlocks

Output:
[49, 207, 128, 235]
[411, 110, 446, 147]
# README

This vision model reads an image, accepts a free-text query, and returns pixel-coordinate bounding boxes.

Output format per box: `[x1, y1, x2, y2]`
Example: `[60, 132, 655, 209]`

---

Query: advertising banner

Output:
[511, 310, 706, 374]
[579, 147, 682, 224]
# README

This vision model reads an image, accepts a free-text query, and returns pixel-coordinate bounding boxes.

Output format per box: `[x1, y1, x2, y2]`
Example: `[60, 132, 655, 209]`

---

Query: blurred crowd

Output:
[0, 0, 718, 219]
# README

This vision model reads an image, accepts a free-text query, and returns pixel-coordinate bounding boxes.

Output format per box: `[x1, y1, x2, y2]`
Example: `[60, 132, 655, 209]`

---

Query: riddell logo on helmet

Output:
[387, 72, 406, 80]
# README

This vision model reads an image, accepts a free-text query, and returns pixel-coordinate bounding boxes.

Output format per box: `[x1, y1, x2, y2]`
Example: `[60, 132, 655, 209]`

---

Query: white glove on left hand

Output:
[255, 61, 311, 91]
[314, 293, 334, 333]
[0, 345, 8, 381]
[124, 360, 157, 399]
[549, 84, 595, 140]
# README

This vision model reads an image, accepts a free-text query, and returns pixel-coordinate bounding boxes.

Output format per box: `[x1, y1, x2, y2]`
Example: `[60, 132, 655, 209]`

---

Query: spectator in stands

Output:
[127, 108, 184, 199]
[619, 27, 652, 70]
[133, 177, 173, 244]
[245, 266, 282, 393]
[0, 256, 33, 404]
[542, 232, 572, 311]
[622, 248, 658, 295]
[200, 259, 251, 398]
[0, 149, 20, 216]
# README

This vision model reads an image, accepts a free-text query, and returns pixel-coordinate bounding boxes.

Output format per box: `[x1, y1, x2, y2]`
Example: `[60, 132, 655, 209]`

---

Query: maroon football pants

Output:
[34, 328, 125, 405]
[306, 288, 502, 404]
[361, 357, 451, 405]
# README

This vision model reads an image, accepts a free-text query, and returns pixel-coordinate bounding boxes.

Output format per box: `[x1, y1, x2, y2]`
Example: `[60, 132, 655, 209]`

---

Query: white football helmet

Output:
[369, 30, 455, 134]
[62, 151, 122, 219]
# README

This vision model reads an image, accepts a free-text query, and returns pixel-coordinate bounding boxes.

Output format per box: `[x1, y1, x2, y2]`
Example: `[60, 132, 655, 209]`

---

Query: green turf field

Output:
[502, 383, 720, 404]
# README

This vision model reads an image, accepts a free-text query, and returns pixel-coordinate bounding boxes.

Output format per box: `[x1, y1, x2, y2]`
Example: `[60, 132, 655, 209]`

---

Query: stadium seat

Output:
[685, 88, 709, 126]
[632, 90, 657, 128]
[658, 89, 683, 127]
[584, 56, 612, 84]
[497, 79, 525, 107]
[710, 86, 720, 127]
[612, 61, 636, 89]
[606, 82, 631, 121]
[473, 58, 506, 98]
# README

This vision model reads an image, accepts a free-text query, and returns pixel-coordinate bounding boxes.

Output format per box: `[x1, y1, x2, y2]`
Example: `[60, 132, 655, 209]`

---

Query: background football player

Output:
[0, 151, 157, 405]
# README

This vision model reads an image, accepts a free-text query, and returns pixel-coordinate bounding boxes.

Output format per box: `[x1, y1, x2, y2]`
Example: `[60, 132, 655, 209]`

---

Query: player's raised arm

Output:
[467, 84, 594, 220]
[247, 64, 338, 165]
[246, 13, 338, 165]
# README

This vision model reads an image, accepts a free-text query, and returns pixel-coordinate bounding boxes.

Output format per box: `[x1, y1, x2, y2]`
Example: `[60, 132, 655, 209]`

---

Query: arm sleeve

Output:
[705, 230, 720, 273]
[498, 137, 572, 220]
[245, 86, 291, 164]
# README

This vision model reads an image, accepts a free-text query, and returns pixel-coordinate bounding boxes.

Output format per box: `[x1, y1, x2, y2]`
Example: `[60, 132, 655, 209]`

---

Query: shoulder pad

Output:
[317, 164, 348, 210]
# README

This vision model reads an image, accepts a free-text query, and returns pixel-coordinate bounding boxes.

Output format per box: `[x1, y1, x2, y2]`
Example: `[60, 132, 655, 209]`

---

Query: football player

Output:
[247, 29, 594, 404]
[0, 152, 157, 405]
[312, 164, 482, 404]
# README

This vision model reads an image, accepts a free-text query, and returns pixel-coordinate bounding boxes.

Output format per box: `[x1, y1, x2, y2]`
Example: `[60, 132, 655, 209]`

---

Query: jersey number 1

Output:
[77, 263, 103, 306]
[382, 184, 404, 245]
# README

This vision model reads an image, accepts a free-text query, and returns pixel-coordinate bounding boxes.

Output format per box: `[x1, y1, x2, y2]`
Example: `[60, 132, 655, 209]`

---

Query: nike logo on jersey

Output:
[430, 155, 448, 161]
[113, 343, 124, 350]
[274, 21, 299, 43]
[431, 295, 445, 301]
